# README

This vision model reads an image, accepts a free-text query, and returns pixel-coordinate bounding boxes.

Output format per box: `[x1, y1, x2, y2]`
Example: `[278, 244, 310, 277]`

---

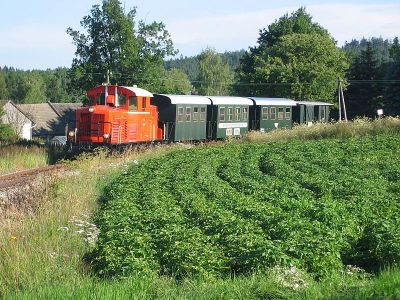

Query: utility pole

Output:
[106, 70, 112, 85]
[337, 78, 348, 122]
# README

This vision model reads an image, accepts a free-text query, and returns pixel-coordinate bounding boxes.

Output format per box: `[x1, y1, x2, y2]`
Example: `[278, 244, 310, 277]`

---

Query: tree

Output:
[157, 68, 192, 94]
[23, 72, 47, 103]
[44, 68, 74, 102]
[195, 48, 234, 96]
[346, 42, 382, 117]
[235, 8, 348, 101]
[67, 0, 176, 96]
[0, 71, 8, 100]
[384, 37, 400, 115]
[0, 106, 17, 142]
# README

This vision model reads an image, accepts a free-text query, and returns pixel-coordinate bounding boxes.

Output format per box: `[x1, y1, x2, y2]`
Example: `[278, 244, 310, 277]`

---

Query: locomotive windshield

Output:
[98, 93, 106, 105]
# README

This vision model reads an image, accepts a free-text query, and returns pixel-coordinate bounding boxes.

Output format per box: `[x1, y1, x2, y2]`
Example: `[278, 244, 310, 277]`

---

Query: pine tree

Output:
[384, 37, 400, 115]
[346, 42, 382, 117]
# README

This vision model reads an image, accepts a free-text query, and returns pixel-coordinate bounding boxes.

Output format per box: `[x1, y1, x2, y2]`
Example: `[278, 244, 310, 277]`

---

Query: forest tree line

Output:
[0, 2, 399, 119]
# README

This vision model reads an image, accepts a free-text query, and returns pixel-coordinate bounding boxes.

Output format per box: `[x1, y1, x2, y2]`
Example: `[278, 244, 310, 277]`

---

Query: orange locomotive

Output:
[68, 84, 163, 146]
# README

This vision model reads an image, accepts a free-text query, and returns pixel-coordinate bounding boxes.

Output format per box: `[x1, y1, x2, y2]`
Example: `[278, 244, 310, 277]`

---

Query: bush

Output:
[0, 124, 17, 143]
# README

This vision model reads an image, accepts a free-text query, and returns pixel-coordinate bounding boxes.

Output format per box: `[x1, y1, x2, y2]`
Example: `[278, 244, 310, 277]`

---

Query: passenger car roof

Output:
[155, 94, 211, 105]
[249, 97, 297, 106]
[207, 96, 253, 105]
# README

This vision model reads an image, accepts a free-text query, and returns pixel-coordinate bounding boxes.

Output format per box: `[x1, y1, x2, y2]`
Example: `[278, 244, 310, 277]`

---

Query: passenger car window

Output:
[278, 107, 284, 120]
[219, 107, 225, 121]
[270, 107, 276, 120]
[193, 107, 199, 121]
[177, 107, 184, 122]
[186, 107, 191, 122]
[235, 107, 241, 121]
[242, 107, 248, 121]
[285, 107, 291, 120]
[228, 107, 233, 121]
[262, 107, 268, 120]
[200, 107, 206, 121]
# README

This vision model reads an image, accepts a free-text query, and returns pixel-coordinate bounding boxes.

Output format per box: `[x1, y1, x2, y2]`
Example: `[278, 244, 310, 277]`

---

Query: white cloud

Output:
[0, 24, 73, 52]
[168, 3, 400, 55]
[307, 4, 400, 45]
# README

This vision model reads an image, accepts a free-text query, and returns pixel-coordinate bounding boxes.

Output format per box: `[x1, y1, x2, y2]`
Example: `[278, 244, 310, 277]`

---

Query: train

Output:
[67, 84, 332, 146]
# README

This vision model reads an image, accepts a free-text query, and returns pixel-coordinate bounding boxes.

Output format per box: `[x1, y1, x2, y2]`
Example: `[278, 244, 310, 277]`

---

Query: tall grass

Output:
[4, 268, 400, 299]
[0, 144, 49, 175]
[0, 141, 69, 175]
[246, 117, 400, 143]
[1, 120, 400, 299]
[0, 145, 183, 297]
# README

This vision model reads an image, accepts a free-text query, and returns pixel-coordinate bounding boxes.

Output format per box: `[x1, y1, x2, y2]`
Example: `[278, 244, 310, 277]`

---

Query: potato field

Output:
[89, 134, 400, 280]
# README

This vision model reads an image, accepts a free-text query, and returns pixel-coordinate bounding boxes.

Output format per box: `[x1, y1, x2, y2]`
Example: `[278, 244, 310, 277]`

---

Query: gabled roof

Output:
[49, 102, 81, 122]
[249, 97, 297, 106]
[17, 102, 80, 136]
[18, 103, 62, 136]
[1, 100, 35, 123]
[155, 94, 211, 105]
[207, 96, 253, 105]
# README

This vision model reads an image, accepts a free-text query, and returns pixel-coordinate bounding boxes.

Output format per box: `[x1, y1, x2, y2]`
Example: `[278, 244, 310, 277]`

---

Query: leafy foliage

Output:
[0, 67, 76, 103]
[67, 0, 176, 96]
[88, 134, 400, 280]
[194, 48, 234, 96]
[344, 37, 400, 117]
[235, 8, 348, 101]
[156, 68, 192, 94]
[165, 50, 246, 82]
[0, 106, 17, 142]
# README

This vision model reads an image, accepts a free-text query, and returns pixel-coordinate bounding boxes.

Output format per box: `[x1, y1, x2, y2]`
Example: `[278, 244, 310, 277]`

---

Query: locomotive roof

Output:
[249, 97, 297, 106]
[122, 86, 154, 97]
[88, 85, 154, 97]
[207, 96, 253, 106]
[155, 94, 211, 105]
[296, 101, 333, 106]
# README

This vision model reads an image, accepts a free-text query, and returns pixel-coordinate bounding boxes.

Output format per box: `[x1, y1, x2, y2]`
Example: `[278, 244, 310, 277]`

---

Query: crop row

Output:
[89, 134, 400, 279]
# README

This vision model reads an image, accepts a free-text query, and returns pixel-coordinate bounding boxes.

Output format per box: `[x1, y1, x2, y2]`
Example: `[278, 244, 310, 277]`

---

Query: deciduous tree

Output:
[67, 0, 176, 97]
[196, 48, 234, 96]
[235, 8, 348, 101]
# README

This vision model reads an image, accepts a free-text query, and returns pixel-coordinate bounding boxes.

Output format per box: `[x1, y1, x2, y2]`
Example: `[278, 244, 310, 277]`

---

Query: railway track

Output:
[0, 164, 67, 189]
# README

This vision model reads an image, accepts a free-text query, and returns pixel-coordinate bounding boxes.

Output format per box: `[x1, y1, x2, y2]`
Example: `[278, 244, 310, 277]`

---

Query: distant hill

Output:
[165, 50, 246, 81]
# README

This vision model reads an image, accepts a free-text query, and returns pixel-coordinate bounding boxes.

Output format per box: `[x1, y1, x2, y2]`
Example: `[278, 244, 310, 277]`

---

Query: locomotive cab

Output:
[69, 85, 163, 146]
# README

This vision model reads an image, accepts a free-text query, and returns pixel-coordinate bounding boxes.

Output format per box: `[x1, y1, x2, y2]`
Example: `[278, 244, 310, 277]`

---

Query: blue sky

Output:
[0, 0, 399, 70]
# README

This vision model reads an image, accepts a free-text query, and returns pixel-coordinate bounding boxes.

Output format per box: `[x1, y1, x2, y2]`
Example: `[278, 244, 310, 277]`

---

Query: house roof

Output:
[1, 100, 35, 123]
[49, 102, 81, 122]
[17, 102, 80, 136]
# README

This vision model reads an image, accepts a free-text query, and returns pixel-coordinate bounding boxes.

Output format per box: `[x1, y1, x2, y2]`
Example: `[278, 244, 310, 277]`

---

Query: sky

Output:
[0, 0, 399, 70]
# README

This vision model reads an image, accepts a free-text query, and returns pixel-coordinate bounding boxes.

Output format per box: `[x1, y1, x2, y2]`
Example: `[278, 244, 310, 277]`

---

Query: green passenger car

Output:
[293, 101, 333, 125]
[206, 96, 253, 139]
[248, 97, 297, 132]
[152, 94, 211, 142]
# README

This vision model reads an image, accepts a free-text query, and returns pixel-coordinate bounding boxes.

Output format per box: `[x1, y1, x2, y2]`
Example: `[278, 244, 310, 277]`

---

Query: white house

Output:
[0, 100, 34, 140]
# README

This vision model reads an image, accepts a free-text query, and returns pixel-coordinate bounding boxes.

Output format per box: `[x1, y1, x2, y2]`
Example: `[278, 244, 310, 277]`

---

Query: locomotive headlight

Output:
[88, 107, 95, 113]
[103, 133, 110, 139]
[68, 130, 75, 137]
